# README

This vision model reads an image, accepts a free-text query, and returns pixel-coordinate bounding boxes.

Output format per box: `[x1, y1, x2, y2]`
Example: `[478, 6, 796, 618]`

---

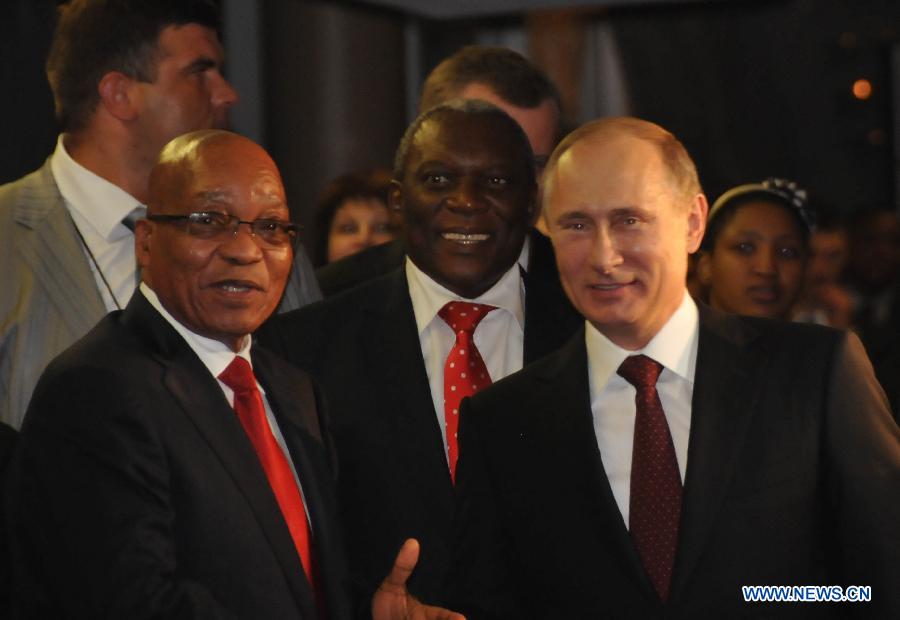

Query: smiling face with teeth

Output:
[544, 121, 707, 350]
[137, 131, 293, 351]
[392, 107, 536, 299]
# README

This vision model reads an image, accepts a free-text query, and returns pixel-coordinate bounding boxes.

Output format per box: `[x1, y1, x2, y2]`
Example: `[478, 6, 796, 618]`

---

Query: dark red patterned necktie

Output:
[438, 301, 496, 482]
[219, 357, 318, 594]
[617, 354, 682, 602]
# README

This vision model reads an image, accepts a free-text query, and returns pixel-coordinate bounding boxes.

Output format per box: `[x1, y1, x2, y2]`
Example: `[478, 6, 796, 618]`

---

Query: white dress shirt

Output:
[406, 243, 529, 459]
[141, 283, 310, 517]
[586, 291, 699, 527]
[51, 135, 145, 311]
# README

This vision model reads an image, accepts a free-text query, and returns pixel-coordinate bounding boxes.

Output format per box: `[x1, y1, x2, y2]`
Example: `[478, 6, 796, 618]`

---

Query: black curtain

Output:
[611, 0, 895, 212]
[0, 0, 59, 184]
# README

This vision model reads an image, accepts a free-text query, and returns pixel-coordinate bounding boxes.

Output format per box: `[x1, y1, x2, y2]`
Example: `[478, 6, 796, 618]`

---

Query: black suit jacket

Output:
[451, 306, 900, 619]
[6, 293, 352, 619]
[316, 239, 406, 298]
[259, 244, 582, 606]
[853, 281, 900, 419]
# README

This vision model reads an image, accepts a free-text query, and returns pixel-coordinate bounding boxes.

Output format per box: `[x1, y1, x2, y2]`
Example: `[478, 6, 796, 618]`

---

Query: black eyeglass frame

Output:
[147, 211, 299, 248]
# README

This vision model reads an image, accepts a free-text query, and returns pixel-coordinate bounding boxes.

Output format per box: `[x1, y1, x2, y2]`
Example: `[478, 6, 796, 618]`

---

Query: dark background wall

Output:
[1, 0, 896, 260]
[0, 0, 59, 183]
[608, 0, 895, 212]
[410, 0, 896, 214]
[260, 0, 406, 245]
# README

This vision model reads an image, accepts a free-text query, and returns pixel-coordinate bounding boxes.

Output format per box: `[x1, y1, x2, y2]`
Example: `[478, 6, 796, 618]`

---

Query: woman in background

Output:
[697, 178, 814, 319]
[314, 168, 398, 266]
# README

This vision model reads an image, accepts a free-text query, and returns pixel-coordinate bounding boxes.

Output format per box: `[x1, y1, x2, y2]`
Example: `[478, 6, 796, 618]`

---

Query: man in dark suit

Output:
[451, 117, 900, 618]
[0, 0, 320, 429]
[260, 101, 582, 607]
[844, 208, 900, 418]
[6, 130, 459, 620]
[316, 45, 562, 297]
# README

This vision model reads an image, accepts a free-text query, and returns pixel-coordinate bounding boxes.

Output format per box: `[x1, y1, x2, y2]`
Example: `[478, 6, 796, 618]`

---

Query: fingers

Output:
[414, 603, 467, 620]
[373, 539, 466, 620]
[385, 538, 420, 589]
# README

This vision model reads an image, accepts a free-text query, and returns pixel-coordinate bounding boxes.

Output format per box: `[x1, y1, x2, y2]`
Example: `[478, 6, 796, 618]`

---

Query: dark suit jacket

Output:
[316, 238, 405, 298]
[259, 244, 582, 606]
[853, 281, 900, 420]
[5, 292, 352, 619]
[451, 306, 900, 619]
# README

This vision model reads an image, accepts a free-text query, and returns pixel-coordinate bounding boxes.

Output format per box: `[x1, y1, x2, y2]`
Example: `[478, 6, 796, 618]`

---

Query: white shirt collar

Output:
[140, 282, 253, 380]
[518, 234, 531, 272]
[405, 256, 526, 335]
[50, 134, 144, 242]
[586, 291, 699, 390]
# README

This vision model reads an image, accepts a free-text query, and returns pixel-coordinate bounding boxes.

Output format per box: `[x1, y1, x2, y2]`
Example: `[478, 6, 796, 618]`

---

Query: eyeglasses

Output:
[147, 211, 298, 248]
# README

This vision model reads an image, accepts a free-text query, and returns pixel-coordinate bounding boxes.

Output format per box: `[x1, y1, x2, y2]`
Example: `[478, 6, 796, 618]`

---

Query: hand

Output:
[812, 283, 854, 329]
[371, 538, 466, 620]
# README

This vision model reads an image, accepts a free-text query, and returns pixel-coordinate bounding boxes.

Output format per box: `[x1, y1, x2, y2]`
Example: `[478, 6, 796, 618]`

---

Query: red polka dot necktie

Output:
[219, 357, 318, 596]
[617, 355, 682, 602]
[438, 301, 497, 483]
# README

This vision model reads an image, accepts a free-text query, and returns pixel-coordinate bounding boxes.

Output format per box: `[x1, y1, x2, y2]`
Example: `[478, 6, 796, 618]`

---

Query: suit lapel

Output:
[538, 332, 656, 598]
[14, 162, 106, 335]
[123, 295, 319, 617]
[255, 349, 351, 620]
[533, 308, 767, 603]
[522, 231, 581, 363]
[670, 307, 765, 600]
[363, 270, 455, 506]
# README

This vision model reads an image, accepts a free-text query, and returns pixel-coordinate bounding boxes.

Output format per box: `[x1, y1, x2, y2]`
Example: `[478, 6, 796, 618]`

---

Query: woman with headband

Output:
[697, 178, 815, 319]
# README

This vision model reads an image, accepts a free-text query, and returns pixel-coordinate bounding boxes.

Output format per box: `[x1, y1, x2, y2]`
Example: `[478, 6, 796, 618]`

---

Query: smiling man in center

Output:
[260, 100, 582, 606]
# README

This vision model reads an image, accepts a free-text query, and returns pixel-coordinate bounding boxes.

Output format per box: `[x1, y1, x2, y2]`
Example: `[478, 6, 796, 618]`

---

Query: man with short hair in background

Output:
[419, 44, 561, 182]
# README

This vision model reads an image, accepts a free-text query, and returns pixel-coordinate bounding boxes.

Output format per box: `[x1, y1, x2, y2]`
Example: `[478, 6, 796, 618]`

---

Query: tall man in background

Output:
[0, 0, 321, 428]
[451, 117, 900, 618]
[419, 44, 561, 182]
[316, 45, 563, 297]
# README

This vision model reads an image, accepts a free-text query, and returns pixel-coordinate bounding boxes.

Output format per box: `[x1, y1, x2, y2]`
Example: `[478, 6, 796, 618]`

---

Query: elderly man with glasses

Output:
[6, 130, 461, 620]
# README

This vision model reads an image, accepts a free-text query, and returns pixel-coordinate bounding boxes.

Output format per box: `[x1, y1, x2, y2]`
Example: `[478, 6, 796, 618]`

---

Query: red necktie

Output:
[617, 355, 682, 602]
[438, 301, 496, 482]
[219, 357, 317, 592]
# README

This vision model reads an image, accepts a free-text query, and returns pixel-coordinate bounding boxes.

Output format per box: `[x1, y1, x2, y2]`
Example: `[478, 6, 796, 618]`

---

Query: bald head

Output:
[148, 130, 282, 216]
[543, 117, 701, 216]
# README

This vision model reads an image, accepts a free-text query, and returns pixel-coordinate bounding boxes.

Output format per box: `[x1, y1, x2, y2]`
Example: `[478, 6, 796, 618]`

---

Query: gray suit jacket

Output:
[0, 160, 321, 428]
